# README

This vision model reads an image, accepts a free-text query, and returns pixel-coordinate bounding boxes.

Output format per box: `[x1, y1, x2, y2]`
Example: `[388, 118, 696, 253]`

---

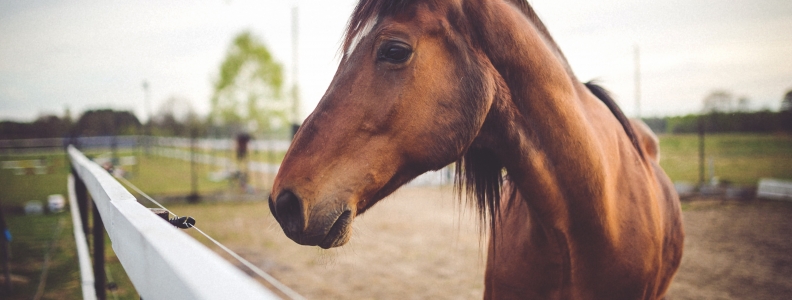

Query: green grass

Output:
[0, 213, 80, 299]
[659, 134, 792, 185]
[201, 148, 286, 164]
[123, 154, 230, 196]
[0, 153, 70, 207]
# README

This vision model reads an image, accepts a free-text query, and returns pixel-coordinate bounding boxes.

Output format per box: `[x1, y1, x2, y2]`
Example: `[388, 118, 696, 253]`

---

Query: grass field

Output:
[0, 133, 790, 298]
[659, 134, 792, 185]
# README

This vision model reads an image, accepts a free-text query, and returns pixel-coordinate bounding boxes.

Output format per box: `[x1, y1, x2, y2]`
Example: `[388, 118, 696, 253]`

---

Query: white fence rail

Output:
[0, 136, 291, 153]
[67, 174, 96, 300]
[68, 145, 278, 299]
[757, 178, 792, 201]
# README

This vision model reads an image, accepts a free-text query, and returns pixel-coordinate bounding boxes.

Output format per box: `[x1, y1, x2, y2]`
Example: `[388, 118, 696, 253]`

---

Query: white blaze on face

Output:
[346, 16, 378, 57]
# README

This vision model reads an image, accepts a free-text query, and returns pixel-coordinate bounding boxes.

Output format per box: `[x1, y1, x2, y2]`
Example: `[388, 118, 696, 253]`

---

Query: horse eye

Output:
[379, 43, 412, 63]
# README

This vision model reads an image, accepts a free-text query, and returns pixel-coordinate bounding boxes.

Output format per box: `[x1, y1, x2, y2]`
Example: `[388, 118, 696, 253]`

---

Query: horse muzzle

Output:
[268, 190, 354, 249]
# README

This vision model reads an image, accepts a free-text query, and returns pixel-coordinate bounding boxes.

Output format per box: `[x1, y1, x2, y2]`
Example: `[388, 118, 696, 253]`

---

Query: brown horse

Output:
[269, 0, 684, 298]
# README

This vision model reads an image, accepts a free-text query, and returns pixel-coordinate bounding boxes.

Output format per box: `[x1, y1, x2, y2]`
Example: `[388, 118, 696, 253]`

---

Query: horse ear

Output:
[462, 0, 573, 80]
[461, 0, 514, 66]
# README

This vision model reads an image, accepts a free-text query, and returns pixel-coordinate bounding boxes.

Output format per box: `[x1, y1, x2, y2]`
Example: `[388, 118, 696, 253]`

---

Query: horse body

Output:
[269, 0, 683, 298]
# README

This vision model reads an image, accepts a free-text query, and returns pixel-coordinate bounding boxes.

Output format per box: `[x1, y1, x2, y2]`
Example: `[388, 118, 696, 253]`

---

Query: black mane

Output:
[584, 82, 645, 159]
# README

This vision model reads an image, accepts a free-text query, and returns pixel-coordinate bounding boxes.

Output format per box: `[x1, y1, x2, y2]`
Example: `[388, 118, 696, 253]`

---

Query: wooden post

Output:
[92, 203, 106, 300]
[188, 128, 200, 203]
[698, 115, 706, 187]
[73, 168, 90, 236]
[0, 206, 11, 293]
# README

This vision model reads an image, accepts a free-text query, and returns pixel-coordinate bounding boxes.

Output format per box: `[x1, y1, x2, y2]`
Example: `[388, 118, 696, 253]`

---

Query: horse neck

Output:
[470, 0, 616, 230]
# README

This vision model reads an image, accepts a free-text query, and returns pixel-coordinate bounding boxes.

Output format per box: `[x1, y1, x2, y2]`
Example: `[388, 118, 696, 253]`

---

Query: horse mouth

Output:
[319, 210, 353, 249]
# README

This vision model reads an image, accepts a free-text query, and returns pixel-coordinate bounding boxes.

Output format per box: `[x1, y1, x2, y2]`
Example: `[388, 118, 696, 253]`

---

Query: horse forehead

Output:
[346, 16, 379, 57]
[343, 2, 455, 60]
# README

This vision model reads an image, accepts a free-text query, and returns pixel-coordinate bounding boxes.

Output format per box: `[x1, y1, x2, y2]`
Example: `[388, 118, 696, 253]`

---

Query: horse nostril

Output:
[274, 190, 305, 236]
[268, 195, 279, 221]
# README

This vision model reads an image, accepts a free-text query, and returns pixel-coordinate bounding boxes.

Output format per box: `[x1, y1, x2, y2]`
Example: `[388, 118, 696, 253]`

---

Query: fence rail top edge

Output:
[66, 145, 279, 300]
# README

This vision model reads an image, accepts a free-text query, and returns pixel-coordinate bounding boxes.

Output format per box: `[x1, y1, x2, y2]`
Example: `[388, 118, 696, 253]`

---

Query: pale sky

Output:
[1, 0, 790, 122]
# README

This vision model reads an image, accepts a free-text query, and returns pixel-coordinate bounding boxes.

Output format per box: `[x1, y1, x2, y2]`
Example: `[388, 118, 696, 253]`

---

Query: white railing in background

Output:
[68, 145, 278, 299]
[67, 174, 96, 300]
[151, 137, 291, 152]
[757, 178, 792, 201]
[0, 136, 291, 152]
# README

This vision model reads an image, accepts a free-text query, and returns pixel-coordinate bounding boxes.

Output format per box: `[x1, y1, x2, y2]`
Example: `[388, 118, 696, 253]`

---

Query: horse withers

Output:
[269, 0, 683, 298]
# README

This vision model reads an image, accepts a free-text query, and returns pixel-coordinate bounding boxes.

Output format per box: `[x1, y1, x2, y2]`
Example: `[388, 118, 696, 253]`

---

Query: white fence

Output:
[0, 136, 292, 153]
[67, 174, 96, 300]
[68, 145, 279, 299]
[757, 178, 792, 201]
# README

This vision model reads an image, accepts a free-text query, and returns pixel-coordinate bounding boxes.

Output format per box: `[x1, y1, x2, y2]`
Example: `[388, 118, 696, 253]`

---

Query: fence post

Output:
[72, 168, 90, 236]
[92, 203, 106, 300]
[1, 206, 11, 293]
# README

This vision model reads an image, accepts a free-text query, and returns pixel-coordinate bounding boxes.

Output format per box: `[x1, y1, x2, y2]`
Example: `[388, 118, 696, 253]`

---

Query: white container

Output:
[47, 194, 66, 213]
[25, 201, 44, 215]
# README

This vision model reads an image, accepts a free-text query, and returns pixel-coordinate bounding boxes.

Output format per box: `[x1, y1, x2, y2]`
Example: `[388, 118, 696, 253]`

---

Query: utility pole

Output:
[698, 115, 706, 187]
[290, 4, 301, 139]
[634, 45, 641, 119]
[142, 81, 151, 155]
[188, 126, 200, 203]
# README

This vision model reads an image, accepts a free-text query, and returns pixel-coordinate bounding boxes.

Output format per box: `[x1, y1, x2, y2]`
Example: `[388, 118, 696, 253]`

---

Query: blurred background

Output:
[1, 0, 790, 299]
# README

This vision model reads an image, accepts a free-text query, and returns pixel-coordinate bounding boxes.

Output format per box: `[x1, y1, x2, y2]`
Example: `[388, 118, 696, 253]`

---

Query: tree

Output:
[781, 90, 792, 132]
[0, 115, 71, 139]
[74, 109, 141, 136]
[151, 96, 199, 136]
[210, 31, 287, 135]
[702, 90, 735, 113]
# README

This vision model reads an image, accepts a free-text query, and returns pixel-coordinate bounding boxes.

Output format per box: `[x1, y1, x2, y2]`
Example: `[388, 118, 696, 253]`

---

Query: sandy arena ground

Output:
[185, 186, 792, 299]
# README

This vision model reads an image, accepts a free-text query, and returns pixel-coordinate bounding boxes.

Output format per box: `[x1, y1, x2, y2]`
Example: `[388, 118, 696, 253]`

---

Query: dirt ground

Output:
[186, 186, 792, 299]
[666, 199, 792, 300]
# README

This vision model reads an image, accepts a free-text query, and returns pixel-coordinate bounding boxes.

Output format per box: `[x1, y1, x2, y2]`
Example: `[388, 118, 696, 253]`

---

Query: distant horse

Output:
[269, 0, 683, 299]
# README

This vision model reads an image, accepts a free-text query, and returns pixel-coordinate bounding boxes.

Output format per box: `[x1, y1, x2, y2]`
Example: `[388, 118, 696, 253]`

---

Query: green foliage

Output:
[211, 31, 287, 134]
[75, 109, 141, 136]
[0, 116, 72, 139]
[644, 110, 787, 134]
[149, 96, 208, 137]
[0, 109, 141, 140]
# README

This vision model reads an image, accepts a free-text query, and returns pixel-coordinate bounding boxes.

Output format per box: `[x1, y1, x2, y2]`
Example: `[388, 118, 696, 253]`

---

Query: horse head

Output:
[269, 0, 509, 248]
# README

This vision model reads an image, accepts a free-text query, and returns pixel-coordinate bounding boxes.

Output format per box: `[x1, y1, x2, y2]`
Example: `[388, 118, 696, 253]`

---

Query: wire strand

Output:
[33, 217, 65, 300]
[115, 175, 305, 300]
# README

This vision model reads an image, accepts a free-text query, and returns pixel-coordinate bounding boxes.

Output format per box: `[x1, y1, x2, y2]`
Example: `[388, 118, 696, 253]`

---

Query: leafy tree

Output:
[702, 90, 735, 113]
[781, 90, 792, 132]
[210, 31, 286, 135]
[151, 96, 200, 136]
[74, 109, 141, 136]
[0, 116, 71, 139]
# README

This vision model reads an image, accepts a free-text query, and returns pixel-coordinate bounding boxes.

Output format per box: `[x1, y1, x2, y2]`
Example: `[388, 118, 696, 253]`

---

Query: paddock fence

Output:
[67, 145, 280, 299]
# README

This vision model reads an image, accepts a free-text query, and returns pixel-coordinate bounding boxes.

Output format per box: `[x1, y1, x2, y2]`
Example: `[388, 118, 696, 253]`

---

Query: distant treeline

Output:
[2, 108, 791, 140]
[0, 109, 141, 140]
[0, 108, 230, 140]
[643, 110, 792, 134]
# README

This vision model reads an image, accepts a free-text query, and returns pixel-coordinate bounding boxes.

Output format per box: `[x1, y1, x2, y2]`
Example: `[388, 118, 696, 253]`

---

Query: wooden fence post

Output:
[72, 168, 90, 236]
[92, 203, 106, 300]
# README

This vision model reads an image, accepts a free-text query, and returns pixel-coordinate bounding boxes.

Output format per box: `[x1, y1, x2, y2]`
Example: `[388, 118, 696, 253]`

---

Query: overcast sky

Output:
[1, 0, 790, 122]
